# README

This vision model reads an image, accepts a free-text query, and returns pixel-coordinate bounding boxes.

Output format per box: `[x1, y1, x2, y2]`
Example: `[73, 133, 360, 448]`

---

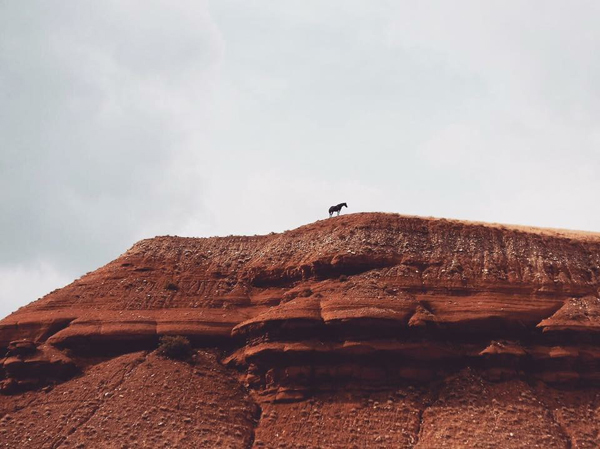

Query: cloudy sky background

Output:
[1, 1, 600, 318]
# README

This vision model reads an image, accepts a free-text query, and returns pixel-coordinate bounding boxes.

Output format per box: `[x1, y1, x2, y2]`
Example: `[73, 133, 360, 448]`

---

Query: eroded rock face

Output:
[0, 340, 77, 394]
[2, 213, 600, 447]
[0, 351, 259, 448]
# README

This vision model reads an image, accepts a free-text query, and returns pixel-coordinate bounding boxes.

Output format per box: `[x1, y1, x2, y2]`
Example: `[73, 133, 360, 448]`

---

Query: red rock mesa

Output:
[2, 213, 600, 448]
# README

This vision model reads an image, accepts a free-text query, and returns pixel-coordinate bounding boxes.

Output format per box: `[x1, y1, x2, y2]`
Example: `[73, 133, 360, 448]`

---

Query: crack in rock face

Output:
[2, 213, 600, 448]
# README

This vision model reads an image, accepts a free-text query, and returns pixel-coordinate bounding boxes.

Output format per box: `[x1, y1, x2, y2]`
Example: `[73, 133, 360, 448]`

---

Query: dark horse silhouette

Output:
[329, 202, 348, 217]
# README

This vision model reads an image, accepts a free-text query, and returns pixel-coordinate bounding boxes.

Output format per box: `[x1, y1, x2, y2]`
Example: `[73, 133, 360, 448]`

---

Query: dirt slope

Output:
[2, 213, 600, 448]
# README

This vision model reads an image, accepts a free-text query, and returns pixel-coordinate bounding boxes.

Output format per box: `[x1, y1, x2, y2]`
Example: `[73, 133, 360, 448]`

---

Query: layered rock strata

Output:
[2, 213, 600, 448]
[0, 340, 76, 393]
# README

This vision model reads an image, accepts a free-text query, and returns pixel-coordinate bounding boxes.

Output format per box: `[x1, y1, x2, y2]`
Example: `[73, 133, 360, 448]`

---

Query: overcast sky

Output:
[1, 1, 600, 318]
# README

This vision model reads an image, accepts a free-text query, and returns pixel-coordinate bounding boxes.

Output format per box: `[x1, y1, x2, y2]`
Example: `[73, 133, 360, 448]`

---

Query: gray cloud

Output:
[2, 1, 600, 317]
[1, 1, 222, 268]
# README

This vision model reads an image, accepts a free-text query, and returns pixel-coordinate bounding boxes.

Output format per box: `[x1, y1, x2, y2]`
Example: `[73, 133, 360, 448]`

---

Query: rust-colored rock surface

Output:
[2, 213, 600, 448]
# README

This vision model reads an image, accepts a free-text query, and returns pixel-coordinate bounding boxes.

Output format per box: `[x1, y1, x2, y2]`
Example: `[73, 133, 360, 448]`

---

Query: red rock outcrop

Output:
[2, 213, 600, 448]
[0, 340, 76, 394]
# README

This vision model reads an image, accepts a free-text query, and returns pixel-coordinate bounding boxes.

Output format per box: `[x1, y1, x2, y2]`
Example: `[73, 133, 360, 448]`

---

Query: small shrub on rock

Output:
[165, 282, 179, 291]
[156, 335, 193, 360]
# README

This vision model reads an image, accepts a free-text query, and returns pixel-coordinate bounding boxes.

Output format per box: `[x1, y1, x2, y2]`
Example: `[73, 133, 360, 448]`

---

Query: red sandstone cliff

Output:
[1, 213, 600, 448]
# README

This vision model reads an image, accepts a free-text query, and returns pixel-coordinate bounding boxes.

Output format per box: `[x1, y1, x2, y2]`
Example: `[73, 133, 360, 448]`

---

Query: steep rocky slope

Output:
[2, 213, 600, 448]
